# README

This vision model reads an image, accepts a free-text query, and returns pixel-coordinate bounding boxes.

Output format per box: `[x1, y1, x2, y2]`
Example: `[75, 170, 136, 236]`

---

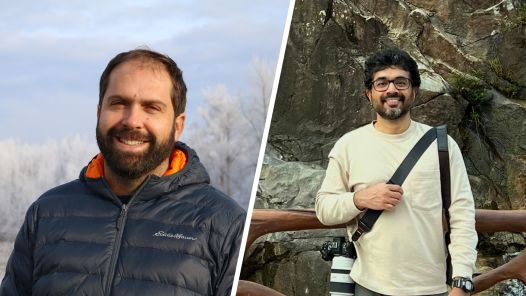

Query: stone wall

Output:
[243, 0, 526, 295]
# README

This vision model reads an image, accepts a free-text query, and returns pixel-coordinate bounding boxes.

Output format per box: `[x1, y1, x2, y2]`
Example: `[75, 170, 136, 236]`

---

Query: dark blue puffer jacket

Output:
[0, 142, 246, 296]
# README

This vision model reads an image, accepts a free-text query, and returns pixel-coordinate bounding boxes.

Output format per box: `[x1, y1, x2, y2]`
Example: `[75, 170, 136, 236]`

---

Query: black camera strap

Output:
[437, 126, 452, 285]
[351, 126, 448, 242]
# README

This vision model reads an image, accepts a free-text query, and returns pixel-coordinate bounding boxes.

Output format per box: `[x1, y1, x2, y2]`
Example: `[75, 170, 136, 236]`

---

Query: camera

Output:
[320, 237, 357, 296]
[321, 237, 357, 261]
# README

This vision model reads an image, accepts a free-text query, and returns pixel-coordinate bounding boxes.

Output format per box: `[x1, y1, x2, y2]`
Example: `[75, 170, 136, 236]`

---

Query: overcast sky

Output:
[0, 0, 289, 143]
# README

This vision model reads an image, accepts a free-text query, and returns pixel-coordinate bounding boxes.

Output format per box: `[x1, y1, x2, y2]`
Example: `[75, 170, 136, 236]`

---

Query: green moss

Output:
[451, 73, 491, 131]
[471, 69, 486, 80]
[451, 73, 491, 105]
[451, 73, 480, 90]
[489, 58, 507, 80]
[500, 83, 522, 99]
[488, 58, 523, 99]
[504, 5, 526, 31]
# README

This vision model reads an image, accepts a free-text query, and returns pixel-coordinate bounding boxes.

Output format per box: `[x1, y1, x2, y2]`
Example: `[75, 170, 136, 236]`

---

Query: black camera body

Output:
[320, 237, 357, 295]
[321, 237, 357, 261]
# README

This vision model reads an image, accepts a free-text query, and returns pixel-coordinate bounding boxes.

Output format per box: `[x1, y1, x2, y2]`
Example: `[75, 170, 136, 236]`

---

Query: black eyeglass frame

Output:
[371, 77, 412, 92]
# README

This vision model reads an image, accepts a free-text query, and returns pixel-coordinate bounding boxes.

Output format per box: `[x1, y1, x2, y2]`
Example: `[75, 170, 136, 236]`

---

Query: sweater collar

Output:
[369, 119, 417, 142]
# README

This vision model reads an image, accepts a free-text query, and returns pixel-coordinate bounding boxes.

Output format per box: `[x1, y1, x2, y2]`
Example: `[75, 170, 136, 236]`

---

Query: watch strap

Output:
[452, 277, 474, 292]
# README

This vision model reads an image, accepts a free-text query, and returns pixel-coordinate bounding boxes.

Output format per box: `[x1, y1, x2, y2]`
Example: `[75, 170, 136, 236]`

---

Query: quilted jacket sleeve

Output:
[214, 213, 245, 296]
[0, 204, 37, 296]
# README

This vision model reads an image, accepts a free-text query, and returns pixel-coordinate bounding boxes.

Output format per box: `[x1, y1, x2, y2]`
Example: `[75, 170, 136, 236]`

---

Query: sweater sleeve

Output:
[214, 212, 245, 296]
[316, 141, 363, 225]
[447, 138, 478, 278]
[0, 204, 36, 296]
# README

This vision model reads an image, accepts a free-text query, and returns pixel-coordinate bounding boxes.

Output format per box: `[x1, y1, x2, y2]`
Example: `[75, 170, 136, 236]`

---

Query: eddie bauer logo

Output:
[153, 231, 197, 241]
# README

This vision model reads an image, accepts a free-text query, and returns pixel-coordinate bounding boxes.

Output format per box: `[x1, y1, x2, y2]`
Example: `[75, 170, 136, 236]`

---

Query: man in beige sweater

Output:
[316, 48, 477, 296]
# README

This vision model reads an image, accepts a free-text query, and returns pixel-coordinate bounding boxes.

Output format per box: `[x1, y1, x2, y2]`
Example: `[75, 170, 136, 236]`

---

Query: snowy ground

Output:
[0, 241, 13, 280]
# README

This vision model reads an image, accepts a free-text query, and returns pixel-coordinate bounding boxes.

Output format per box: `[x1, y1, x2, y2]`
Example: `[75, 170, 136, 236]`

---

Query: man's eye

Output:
[146, 105, 161, 112]
[396, 78, 410, 85]
[375, 81, 388, 87]
[110, 100, 125, 106]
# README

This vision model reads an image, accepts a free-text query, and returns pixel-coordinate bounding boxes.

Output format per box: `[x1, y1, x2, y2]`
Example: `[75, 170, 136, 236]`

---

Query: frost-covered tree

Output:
[187, 58, 274, 208]
[188, 85, 254, 207]
[196, 85, 247, 197]
[244, 56, 274, 142]
[0, 136, 97, 241]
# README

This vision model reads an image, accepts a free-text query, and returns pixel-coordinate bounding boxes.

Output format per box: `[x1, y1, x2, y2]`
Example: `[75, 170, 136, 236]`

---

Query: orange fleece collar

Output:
[85, 149, 188, 179]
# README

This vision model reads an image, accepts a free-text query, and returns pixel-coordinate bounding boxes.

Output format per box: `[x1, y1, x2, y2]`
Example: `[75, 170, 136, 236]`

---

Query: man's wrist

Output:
[353, 191, 365, 210]
[451, 276, 474, 294]
[450, 287, 470, 296]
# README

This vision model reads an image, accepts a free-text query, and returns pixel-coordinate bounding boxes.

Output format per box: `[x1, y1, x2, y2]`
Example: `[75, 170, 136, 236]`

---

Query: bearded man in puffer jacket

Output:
[0, 48, 246, 296]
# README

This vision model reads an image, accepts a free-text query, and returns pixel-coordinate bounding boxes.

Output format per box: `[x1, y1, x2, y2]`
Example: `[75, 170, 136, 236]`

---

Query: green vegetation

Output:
[489, 58, 507, 80]
[451, 73, 491, 106]
[450, 73, 492, 132]
[504, 5, 526, 31]
[468, 109, 482, 134]
[499, 83, 522, 99]
[488, 58, 522, 99]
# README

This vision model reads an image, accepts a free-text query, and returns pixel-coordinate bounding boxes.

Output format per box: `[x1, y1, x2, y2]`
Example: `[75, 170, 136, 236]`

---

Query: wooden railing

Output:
[237, 209, 526, 295]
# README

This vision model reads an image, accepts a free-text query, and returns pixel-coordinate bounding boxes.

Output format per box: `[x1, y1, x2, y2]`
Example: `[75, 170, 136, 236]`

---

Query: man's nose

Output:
[385, 81, 399, 93]
[121, 105, 144, 128]
[384, 82, 402, 97]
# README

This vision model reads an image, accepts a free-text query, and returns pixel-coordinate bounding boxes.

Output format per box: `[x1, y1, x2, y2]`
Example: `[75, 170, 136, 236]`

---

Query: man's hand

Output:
[449, 287, 470, 296]
[353, 183, 403, 211]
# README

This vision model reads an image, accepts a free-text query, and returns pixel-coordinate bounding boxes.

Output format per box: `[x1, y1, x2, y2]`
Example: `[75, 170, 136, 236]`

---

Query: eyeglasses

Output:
[371, 77, 412, 91]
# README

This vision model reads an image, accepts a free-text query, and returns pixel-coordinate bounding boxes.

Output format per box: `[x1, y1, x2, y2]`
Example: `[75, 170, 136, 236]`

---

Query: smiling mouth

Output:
[117, 137, 148, 146]
[384, 98, 402, 108]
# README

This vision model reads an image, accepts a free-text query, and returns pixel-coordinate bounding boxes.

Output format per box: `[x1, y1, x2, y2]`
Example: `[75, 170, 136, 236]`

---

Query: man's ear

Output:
[412, 87, 419, 99]
[97, 104, 101, 119]
[174, 113, 186, 142]
[364, 89, 372, 102]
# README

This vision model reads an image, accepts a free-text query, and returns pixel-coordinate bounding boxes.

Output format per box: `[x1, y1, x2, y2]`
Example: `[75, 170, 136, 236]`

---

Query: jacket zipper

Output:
[101, 176, 150, 295]
[104, 203, 128, 296]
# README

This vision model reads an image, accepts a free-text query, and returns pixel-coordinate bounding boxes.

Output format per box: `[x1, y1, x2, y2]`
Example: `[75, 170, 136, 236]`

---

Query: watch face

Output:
[465, 281, 473, 291]
[454, 278, 474, 292]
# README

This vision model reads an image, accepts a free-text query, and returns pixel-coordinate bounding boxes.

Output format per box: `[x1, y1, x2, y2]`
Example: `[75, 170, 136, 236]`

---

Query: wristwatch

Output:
[452, 277, 474, 293]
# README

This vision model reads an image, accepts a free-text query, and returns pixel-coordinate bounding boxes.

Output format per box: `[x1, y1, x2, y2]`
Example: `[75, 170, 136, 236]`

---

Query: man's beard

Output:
[372, 92, 413, 120]
[96, 122, 175, 179]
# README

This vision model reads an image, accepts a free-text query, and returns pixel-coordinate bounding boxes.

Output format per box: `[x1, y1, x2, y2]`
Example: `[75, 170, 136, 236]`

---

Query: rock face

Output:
[243, 1, 526, 295]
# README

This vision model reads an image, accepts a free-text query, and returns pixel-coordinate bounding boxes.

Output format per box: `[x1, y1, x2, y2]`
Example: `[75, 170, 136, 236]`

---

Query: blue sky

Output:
[0, 0, 289, 143]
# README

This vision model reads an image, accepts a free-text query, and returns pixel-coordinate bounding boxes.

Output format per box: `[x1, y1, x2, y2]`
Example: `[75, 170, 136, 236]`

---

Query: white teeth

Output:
[121, 139, 145, 146]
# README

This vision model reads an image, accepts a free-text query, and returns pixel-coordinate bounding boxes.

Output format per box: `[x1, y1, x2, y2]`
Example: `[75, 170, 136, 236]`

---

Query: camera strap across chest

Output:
[351, 125, 449, 242]
[437, 126, 452, 285]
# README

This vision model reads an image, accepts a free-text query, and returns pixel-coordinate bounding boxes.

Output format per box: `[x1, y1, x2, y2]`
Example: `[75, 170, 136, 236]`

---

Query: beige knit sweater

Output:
[316, 120, 477, 295]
